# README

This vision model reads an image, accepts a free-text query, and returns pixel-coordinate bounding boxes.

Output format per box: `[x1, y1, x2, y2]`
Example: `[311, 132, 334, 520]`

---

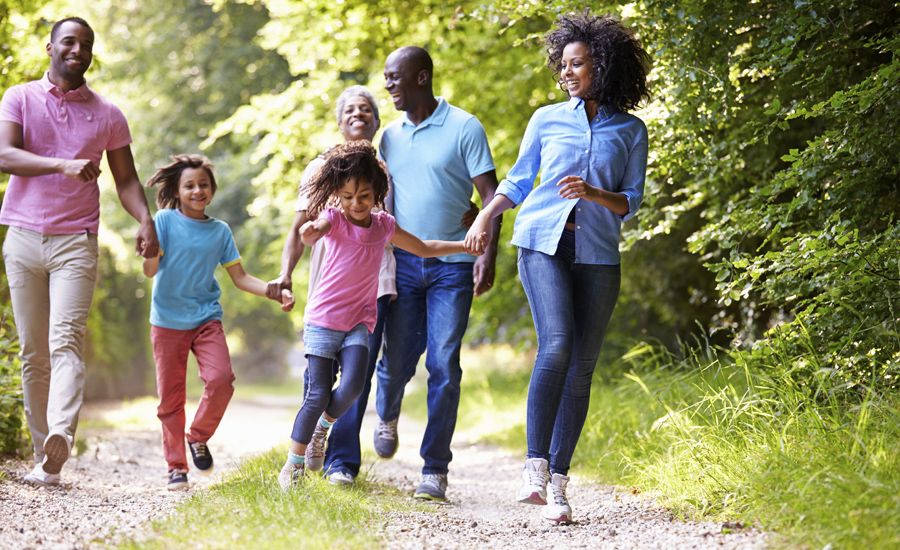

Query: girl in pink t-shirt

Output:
[278, 141, 484, 490]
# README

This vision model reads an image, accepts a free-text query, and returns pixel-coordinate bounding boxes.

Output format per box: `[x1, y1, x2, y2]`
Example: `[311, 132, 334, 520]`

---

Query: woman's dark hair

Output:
[146, 154, 217, 209]
[303, 141, 389, 218]
[546, 12, 650, 112]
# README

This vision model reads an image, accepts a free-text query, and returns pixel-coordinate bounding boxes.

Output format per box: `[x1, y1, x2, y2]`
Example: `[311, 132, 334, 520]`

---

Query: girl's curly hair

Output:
[146, 154, 217, 209]
[546, 12, 650, 112]
[303, 141, 389, 218]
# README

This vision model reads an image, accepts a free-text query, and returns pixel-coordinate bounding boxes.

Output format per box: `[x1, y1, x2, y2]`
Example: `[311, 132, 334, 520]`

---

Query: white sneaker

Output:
[42, 432, 71, 475]
[328, 470, 354, 486]
[24, 463, 60, 487]
[541, 473, 573, 524]
[517, 457, 549, 505]
[305, 423, 329, 471]
[278, 461, 305, 492]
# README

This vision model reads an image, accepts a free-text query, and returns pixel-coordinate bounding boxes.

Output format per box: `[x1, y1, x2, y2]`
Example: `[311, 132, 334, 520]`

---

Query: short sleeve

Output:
[106, 104, 132, 151]
[0, 86, 24, 125]
[219, 223, 241, 267]
[297, 157, 326, 212]
[459, 117, 495, 178]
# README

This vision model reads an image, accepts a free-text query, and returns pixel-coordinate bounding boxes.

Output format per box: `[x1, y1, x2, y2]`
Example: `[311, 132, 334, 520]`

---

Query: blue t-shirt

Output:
[380, 97, 494, 263]
[496, 97, 648, 265]
[150, 208, 241, 330]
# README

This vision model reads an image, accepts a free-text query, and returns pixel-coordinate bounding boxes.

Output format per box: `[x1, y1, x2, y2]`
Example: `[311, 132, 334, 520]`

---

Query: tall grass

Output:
[444, 344, 900, 549]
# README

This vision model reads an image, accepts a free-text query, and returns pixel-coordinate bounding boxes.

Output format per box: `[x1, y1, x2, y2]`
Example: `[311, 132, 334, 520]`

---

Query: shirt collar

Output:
[402, 97, 450, 128]
[567, 96, 616, 121]
[40, 72, 92, 101]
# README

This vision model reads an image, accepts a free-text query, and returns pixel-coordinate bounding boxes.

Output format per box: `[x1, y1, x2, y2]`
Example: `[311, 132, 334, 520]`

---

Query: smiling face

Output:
[384, 51, 420, 112]
[177, 167, 214, 219]
[338, 96, 379, 142]
[560, 41, 594, 99]
[47, 21, 94, 84]
[338, 177, 375, 227]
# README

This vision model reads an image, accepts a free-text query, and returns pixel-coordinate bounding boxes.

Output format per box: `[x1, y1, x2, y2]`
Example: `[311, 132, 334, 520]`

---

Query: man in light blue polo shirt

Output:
[374, 46, 501, 501]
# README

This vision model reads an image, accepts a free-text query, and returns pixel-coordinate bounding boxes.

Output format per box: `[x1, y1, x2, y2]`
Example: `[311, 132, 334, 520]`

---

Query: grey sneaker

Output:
[42, 432, 71, 475]
[167, 469, 189, 491]
[373, 418, 398, 458]
[278, 461, 305, 492]
[541, 473, 573, 524]
[413, 473, 448, 501]
[305, 423, 328, 471]
[517, 457, 549, 505]
[328, 470, 354, 486]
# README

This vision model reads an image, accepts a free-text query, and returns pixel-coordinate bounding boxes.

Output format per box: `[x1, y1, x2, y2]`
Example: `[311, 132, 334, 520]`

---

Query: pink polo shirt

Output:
[0, 74, 132, 234]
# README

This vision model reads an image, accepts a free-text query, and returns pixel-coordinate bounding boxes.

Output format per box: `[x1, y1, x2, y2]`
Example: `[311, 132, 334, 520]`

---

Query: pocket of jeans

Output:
[3, 230, 33, 288]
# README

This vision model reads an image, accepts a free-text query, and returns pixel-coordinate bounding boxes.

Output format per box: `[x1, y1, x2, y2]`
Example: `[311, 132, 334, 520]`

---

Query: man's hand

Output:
[472, 253, 496, 297]
[61, 159, 100, 181]
[461, 201, 480, 228]
[136, 218, 159, 258]
[266, 275, 292, 301]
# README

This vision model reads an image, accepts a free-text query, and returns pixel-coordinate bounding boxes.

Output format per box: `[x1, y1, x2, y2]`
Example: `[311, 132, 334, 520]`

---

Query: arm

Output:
[299, 218, 331, 247]
[266, 210, 310, 299]
[226, 262, 295, 311]
[142, 253, 160, 278]
[557, 176, 629, 216]
[391, 225, 475, 258]
[107, 145, 159, 258]
[470, 170, 501, 296]
[0, 121, 100, 180]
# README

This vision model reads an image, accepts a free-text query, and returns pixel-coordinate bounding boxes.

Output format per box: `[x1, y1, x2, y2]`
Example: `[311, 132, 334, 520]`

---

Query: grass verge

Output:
[427, 344, 900, 549]
[118, 448, 419, 549]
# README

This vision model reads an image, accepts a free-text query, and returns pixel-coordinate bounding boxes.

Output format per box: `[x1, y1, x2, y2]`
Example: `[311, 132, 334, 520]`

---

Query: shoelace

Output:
[308, 425, 327, 457]
[191, 442, 209, 458]
[422, 474, 445, 489]
[527, 467, 549, 488]
[377, 419, 398, 441]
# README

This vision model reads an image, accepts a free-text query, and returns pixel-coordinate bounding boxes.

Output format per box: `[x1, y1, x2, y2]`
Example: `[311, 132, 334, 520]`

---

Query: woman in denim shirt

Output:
[465, 12, 650, 524]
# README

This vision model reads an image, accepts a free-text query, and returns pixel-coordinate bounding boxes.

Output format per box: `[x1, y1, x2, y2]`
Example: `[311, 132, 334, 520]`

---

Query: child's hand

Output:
[299, 220, 326, 246]
[280, 288, 295, 312]
[465, 232, 488, 256]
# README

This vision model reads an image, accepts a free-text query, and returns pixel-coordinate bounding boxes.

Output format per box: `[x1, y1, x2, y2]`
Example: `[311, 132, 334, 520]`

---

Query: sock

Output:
[288, 451, 305, 466]
[318, 417, 334, 429]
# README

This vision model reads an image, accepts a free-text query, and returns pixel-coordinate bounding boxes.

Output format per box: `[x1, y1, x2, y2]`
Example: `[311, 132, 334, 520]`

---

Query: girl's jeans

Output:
[517, 230, 620, 475]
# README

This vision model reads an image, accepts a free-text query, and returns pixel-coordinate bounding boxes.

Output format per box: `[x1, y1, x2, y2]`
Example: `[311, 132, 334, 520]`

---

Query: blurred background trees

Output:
[1, 0, 896, 454]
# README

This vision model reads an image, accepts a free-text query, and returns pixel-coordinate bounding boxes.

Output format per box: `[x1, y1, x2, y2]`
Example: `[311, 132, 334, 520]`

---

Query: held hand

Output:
[61, 159, 101, 182]
[266, 275, 291, 301]
[464, 212, 491, 255]
[472, 253, 496, 297]
[461, 201, 480, 228]
[557, 175, 598, 201]
[136, 219, 159, 258]
[280, 289, 295, 312]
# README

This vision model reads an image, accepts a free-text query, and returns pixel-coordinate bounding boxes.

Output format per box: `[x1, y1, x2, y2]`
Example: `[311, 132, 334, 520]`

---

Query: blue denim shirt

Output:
[497, 97, 648, 265]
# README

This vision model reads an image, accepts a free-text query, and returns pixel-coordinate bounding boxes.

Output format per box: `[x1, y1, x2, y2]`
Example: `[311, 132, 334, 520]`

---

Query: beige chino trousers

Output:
[2, 226, 97, 462]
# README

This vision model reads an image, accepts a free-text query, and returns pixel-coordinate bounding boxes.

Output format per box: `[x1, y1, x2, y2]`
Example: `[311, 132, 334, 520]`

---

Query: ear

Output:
[46, 42, 53, 57]
[416, 69, 430, 87]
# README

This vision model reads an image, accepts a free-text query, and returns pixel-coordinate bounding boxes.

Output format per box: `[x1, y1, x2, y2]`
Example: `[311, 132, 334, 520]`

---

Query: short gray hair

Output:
[334, 85, 380, 125]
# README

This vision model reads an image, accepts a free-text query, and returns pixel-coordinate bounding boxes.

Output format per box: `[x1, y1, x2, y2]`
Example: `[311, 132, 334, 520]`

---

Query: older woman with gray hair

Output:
[268, 86, 477, 485]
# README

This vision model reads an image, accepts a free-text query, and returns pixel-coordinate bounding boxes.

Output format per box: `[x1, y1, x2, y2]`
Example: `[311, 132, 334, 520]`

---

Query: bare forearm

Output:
[142, 256, 159, 277]
[280, 232, 305, 279]
[589, 189, 629, 217]
[116, 178, 153, 224]
[0, 146, 67, 177]
[234, 272, 269, 297]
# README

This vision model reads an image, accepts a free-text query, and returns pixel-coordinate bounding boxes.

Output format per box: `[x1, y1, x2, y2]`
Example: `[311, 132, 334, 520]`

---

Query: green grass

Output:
[118, 448, 420, 549]
[429, 343, 900, 549]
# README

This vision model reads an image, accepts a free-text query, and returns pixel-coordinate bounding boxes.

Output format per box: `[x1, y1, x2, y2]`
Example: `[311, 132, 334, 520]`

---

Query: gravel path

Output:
[0, 390, 769, 549]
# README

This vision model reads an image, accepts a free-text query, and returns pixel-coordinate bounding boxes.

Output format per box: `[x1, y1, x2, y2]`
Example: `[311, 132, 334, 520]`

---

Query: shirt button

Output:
[577, 208, 581, 212]
[576, 225, 581, 230]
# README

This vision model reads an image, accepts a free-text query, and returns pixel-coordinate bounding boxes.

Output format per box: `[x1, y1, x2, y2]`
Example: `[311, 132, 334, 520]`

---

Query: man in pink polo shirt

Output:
[0, 16, 158, 486]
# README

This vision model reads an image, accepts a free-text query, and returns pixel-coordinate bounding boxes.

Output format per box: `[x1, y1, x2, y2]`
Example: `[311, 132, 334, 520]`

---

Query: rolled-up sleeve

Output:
[619, 124, 648, 222]
[496, 109, 543, 206]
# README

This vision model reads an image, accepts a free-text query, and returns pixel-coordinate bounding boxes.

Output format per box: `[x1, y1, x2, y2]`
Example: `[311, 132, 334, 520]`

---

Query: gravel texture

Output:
[0, 394, 769, 549]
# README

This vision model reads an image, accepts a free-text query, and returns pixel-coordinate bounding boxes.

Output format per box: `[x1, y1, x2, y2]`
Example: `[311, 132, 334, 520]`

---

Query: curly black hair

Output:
[146, 154, 217, 210]
[546, 12, 650, 112]
[303, 141, 389, 218]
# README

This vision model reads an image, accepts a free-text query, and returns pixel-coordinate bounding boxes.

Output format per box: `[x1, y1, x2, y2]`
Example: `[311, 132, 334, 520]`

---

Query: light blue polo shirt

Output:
[150, 208, 241, 330]
[380, 97, 494, 263]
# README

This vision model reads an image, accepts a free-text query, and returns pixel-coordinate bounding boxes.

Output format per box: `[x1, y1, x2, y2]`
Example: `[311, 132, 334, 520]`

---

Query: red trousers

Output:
[151, 320, 235, 471]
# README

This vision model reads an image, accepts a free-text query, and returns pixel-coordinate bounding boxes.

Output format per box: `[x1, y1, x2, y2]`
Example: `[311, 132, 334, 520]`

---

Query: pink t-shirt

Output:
[0, 74, 132, 234]
[304, 207, 396, 332]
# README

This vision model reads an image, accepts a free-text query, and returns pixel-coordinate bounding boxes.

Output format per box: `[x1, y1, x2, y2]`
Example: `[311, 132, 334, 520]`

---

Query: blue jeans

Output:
[323, 295, 390, 477]
[376, 249, 474, 475]
[518, 230, 620, 475]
